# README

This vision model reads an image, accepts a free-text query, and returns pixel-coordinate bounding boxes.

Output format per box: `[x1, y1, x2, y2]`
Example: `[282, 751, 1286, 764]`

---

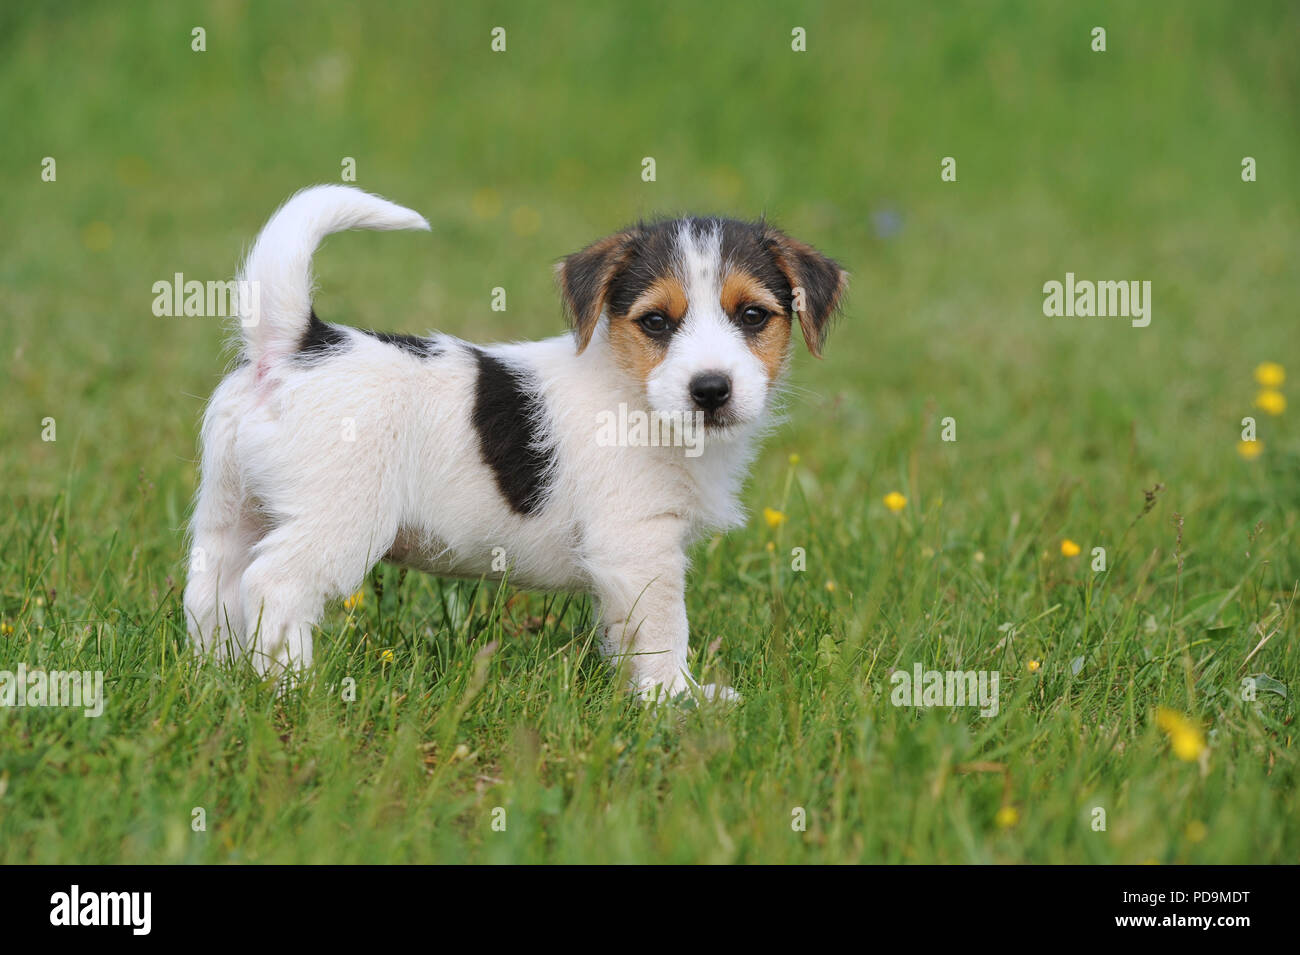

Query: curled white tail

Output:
[235, 185, 430, 364]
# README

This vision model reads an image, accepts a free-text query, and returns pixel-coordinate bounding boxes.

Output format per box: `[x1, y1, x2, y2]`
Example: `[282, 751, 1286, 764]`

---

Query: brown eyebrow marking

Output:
[721, 268, 792, 381]
[606, 277, 686, 386]
[748, 310, 792, 381]
[608, 314, 667, 384]
[720, 270, 783, 316]
[621, 276, 688, 321]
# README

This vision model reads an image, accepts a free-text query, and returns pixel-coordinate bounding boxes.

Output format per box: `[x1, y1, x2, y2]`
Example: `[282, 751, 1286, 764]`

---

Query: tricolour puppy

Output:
[184, 186, 845, 701]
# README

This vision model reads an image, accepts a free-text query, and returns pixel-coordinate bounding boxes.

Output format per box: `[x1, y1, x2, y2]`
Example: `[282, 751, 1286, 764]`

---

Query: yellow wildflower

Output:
[343, 590, 364, 611]
[995, 806, 1019, 828]
[1156, 707, 1206, 761]
[1028, 659, 1041, 673]
[1254, 362, 1285, 387]
[1255, 390, 1286, 415]
[1060, 539, 1081, 557]
[883, 492, 906, 513]
[763, 507, 787, 528]
[1237, 440, 1263, 460]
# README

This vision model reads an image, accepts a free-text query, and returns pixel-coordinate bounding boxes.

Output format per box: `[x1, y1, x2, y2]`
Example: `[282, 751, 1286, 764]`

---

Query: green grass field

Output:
[1, 0, 1297, 863]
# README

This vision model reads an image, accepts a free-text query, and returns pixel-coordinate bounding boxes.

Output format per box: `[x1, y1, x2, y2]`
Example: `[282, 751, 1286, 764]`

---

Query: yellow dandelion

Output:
[0, 622, 12, 636]
[1185, 820, 1207, 843]
[1028, 659, 1041, 673]
[788, 453, 800, 466]
[379, 648, 395, 663]
[995, 806, 1019, 828]
[1237, 440, 1263, 460]
[1156, 707, 1207, 762]
[1255, 390, 1286, 415]
[883, 492, 906, 513]
[343, 590, 364, 611]
[824, 580, 836, 592]
[1254, 362, 1285, 388]
[763, 507, 787, 528]
[1060, 539, 1081, 557]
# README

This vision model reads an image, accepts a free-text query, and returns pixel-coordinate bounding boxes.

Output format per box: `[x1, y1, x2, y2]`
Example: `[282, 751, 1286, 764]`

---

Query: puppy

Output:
[183, 186, 845, 701]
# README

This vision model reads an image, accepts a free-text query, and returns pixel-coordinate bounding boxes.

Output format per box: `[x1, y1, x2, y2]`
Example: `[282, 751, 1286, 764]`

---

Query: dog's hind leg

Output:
[238, 510, 397, 679]
[183, 397, 262, 661]
[185, 500, 262, 661]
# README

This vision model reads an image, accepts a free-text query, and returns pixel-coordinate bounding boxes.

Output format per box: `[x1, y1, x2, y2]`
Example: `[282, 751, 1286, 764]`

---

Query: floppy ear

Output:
[766, 231, 847, 358]
[556, 231, 636, 353]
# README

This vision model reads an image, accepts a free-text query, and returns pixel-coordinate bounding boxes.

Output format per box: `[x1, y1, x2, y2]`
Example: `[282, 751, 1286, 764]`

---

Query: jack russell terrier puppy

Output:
[184, 186, 846, 702]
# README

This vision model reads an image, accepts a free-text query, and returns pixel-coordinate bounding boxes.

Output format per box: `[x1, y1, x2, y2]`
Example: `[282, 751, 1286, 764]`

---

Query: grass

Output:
[0, 0, 1297, 863]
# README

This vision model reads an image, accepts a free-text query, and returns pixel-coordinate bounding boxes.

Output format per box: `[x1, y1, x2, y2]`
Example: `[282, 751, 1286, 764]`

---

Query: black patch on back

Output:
[297, 310, 441, 362]
[360, 327, 441, 358]
[471, 349, 554, 516]
[297, 310, 350, 361]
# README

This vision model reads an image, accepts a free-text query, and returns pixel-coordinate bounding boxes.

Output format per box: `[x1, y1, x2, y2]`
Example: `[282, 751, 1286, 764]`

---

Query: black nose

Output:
[690, 372, 732, 410]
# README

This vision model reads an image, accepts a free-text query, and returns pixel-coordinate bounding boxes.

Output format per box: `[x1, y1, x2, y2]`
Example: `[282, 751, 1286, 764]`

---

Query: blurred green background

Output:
[3, 0, 1296, 528]
[1, 1, 1297, 863]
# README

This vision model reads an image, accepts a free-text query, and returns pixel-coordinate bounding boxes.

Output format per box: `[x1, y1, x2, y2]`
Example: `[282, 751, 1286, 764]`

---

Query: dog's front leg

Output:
[587, 518, 738, 704]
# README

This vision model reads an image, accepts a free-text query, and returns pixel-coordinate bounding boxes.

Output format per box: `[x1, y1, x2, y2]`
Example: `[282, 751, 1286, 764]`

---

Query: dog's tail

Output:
[236, 185, 430, 365]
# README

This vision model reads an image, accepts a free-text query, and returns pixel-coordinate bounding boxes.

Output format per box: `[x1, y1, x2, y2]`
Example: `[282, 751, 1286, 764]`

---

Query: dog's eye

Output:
[637, 313, 670, 335]
[740, 306, 770, 327]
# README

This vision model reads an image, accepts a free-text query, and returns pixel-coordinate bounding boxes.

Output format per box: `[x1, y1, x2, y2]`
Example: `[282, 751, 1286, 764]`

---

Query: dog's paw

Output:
[633, 675, 742, 707]
[693, 683, 743, 705]
[633, 676, 675, 705]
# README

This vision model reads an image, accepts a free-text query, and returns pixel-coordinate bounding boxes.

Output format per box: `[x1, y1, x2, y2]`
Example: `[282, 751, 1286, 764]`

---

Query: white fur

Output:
[239, 185, 430, 364]
[184, 187, 792, 702]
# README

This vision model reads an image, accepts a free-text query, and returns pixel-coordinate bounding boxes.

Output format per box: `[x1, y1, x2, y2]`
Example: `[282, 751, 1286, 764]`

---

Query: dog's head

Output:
[558, 218, 846, 431]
